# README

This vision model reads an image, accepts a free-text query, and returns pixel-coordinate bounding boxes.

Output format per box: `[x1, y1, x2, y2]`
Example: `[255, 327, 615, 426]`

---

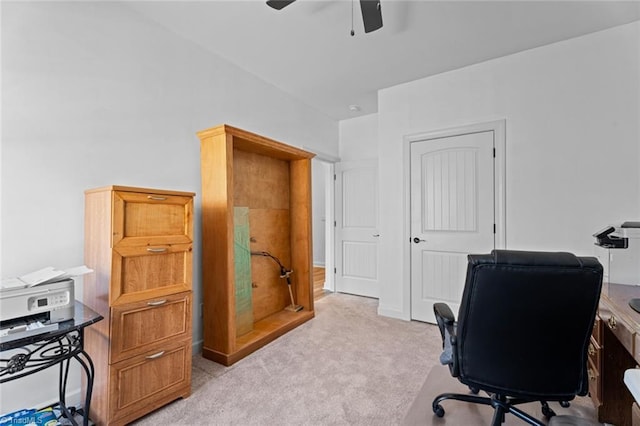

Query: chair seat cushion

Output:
[624, 369, 640, 404]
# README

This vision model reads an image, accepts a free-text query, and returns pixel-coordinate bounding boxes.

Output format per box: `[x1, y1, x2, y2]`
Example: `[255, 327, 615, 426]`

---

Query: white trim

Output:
[403, 119, 507, 320]
[312, 159, 336, 293]
[325, 162, 335, 292]
[302, 146, 341, 163]
[377, 304, 410, 321]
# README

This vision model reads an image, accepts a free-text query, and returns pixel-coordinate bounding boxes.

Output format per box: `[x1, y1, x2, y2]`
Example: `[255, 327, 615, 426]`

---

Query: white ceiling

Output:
[125, 0, 640, 121]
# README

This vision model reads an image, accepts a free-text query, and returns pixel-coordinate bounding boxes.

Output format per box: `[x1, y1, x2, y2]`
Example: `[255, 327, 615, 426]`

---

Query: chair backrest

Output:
[455, 250, 602, 400]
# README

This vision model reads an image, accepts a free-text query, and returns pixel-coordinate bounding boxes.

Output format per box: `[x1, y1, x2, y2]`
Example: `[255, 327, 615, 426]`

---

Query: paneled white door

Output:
[335, 160, 380, 298]
[410, 131, 495, 323]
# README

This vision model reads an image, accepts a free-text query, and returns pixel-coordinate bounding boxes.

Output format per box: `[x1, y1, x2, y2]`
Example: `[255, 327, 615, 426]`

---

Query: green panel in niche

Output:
[234, 207, 254, 337]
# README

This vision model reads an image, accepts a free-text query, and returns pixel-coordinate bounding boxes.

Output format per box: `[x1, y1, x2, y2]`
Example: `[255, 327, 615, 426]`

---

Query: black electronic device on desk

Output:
[593, 221, 640, 313]
[0, 301, 103, 426]
[594, 226, 628, 249]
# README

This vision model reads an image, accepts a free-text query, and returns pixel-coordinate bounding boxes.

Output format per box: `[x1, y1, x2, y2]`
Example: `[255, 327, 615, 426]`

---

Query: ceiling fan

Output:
[266, 0, 383, 34]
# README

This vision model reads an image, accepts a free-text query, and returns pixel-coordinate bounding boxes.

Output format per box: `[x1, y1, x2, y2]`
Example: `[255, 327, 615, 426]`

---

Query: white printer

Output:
[0, 266, 93, 325]
[0, 278, 74, 324]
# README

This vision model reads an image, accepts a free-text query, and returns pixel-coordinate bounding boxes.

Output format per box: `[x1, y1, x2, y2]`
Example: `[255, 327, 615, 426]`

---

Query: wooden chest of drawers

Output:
[83, 186, 194, 425]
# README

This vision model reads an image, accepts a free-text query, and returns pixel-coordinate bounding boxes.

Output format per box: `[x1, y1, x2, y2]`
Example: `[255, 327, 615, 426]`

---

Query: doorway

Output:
[312, 157, 336, 298]
[406, 120, 506, 323]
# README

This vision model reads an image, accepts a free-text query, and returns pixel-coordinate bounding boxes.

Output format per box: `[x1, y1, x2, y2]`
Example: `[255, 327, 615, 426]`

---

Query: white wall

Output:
[339, 113, 379, 161]
[1, 1, 337, 413]
[311, 159, 326, 265]
[375, 22, 640, 320]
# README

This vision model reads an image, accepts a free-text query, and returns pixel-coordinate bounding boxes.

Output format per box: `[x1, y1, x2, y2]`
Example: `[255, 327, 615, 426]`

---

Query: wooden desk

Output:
[589, 283, 640, 426]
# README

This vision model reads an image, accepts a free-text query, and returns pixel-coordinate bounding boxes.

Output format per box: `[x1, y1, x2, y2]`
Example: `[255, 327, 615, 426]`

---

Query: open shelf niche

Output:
[197, 124, 315, 366]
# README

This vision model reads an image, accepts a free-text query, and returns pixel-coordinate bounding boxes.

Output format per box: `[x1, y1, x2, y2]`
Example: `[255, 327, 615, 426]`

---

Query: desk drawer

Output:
[108, 339, 191, 424]
[110, 292, 191, 363]
[588, 336, 601, 374]
[592, 317, 601, 345]
[600, 299, 635, 356]
[587, 358, 601, 406]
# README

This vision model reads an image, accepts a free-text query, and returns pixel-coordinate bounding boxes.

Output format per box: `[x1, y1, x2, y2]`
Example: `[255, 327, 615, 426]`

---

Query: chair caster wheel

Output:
[542, 405, 556, 418]
[559, 401, 570, 408]
[433, 404, 445, 417]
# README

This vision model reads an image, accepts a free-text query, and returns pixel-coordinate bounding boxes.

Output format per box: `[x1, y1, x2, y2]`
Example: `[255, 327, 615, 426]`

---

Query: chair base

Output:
[432, 392, 546, 426]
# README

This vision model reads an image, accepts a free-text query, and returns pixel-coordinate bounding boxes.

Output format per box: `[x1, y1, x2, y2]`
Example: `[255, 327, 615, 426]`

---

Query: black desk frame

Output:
[1, 302, 102, 426]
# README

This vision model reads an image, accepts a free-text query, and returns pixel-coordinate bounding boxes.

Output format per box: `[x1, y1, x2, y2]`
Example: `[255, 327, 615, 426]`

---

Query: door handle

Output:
[413, 237, 426, 244]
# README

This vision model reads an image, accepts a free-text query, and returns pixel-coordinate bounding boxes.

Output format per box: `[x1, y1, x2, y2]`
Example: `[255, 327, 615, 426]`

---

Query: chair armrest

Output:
[434, 303, 455, 326]
[433, 302, 459, 375]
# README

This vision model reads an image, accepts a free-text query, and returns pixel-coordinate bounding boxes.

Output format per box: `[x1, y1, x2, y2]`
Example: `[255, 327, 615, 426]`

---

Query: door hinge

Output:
[334, 174, 337, 181]
[493, 148, 496, 158]
[334, 220, 337, 227]
[493, 223, 496, 234]
[334, 267, 337, 274]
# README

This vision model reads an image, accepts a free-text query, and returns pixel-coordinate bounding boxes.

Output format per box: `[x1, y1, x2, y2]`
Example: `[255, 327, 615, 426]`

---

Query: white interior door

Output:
[410, 131, 496, 323]
[335, 160, 380, 298]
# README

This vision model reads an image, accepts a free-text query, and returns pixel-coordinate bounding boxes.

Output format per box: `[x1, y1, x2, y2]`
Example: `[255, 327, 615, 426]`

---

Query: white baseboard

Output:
[377, 304, 410, 321]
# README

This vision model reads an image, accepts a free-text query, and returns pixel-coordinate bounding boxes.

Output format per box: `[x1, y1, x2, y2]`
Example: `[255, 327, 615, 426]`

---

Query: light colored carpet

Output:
[132, 293, 442, 425]
[131, 293, 601, 426]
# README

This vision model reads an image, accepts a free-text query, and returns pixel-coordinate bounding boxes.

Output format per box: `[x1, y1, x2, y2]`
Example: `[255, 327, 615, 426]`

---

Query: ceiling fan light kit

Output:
[266, 0, 383, 34]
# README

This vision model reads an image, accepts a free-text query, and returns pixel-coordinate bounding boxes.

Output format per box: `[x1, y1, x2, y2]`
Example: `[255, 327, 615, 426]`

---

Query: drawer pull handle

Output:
[147, 195, 167, 201]
[588, 368, 597, 381]
[145, 351, 165, 360]
[147, 300, 167, 306]
[588, 344, 595, 356]
[147, 247, 167, 253]
[608, 316, 617, 330]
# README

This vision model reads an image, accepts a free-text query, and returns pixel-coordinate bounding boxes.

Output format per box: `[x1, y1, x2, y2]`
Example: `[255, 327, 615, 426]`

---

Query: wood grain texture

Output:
[249, 208, 291, 321]
[198, 124, 315, 366]
[110, 292, 192, 363]
[83, 186, 194, 425]
[200, 132, 235, 354]
[107, 339, 192, 425]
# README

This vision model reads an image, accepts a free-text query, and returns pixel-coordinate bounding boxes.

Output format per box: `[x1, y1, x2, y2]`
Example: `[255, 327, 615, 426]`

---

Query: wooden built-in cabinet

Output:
[197, 124, 315, 366]
[83, 186, 195, 425]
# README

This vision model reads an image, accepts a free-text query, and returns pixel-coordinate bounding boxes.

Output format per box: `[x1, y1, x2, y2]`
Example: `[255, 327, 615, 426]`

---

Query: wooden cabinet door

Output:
[110, 244, 192, 305]
[112, 190, 194, 247]
[110, 292, 192, 363]
[108, 340, 191, 423]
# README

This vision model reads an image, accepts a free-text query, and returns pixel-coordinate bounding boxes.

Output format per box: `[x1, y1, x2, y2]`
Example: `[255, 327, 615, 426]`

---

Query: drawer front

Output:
[600, 300, 635, 355]
[588, 335, 601, 374]
[110, 292, 192, 363]
[112, 190, 194, 247]
[592, 317, 601, 345]
[108, 339, 192, 423]
[587, 358, 601, 406]
[111, 244, 192, 305]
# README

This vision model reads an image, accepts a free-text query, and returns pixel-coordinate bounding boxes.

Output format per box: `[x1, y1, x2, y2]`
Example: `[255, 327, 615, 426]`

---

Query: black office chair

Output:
[432, 250, 603, 426]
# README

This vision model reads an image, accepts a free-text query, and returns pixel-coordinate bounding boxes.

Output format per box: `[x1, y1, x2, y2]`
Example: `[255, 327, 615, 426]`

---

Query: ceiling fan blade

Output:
[360, 0, 383, 33]
[266, 0, 297, 10]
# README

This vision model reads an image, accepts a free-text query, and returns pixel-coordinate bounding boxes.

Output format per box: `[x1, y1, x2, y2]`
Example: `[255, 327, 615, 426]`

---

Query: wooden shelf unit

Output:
[197, 124, 315, 366]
